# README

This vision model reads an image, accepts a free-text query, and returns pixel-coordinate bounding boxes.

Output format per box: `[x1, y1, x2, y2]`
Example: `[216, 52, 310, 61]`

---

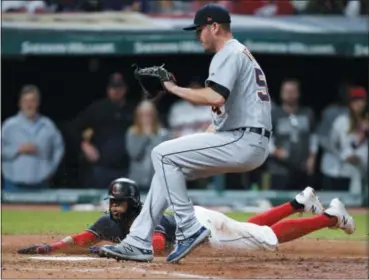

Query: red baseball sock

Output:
[271, 214, 337, 243]
[247, 202, 298, 226]
[152, 232, 166, 254]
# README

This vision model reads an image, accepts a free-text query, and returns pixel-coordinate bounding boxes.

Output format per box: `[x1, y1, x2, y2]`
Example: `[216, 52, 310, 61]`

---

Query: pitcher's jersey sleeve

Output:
[205, 50, 241, 100]
[86, 215, 127, 243]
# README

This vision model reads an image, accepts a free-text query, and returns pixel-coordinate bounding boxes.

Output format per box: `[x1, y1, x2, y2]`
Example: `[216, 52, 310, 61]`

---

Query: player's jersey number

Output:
[243, 48, 270, 102]
[255, 68, 270, 102]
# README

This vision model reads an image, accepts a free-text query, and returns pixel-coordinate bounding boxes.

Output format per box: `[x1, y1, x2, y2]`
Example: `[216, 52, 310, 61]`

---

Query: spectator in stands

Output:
[267, 78, 318, 190]
[304, 0, 346, 14]
[168, 77, 212, 138]
[72, 73, 133, 188]
[126, 100, 169, 190]
[45, 0, 147, 13]
[344, 0, 369, 16]
[46, 0, 103, 12]
[2, 0, 47, 13]
[1, 85, 64, 191]
[190, 1, 225, 13]
[317, 83, 349, 190]
[203, 0, 296, 16]
[321, 86, 368, 193]
[45, 0, 80, 12]
[317, 83, 349, 152]
[171, 0, 193, 14]
[101, 0, 140, 11]
[283, 0, 368, 16]
[290, 0, 310, 14]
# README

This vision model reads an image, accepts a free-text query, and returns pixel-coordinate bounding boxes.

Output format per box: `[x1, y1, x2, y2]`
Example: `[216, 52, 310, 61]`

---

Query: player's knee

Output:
[151, 143, 176, 168]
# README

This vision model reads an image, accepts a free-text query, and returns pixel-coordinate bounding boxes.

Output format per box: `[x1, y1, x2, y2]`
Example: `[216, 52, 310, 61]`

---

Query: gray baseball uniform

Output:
[123, 39, 272, 250]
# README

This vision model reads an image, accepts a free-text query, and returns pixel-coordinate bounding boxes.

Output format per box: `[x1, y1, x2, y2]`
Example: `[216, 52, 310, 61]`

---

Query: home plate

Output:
[29, 256, 102, 261]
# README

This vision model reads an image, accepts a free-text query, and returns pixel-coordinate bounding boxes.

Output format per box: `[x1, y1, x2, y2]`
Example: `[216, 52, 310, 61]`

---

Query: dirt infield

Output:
[2, 235, 368, 279]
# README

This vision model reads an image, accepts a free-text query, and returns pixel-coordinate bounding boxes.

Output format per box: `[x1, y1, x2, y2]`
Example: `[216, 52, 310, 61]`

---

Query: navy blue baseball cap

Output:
[183, 4, 231, 31]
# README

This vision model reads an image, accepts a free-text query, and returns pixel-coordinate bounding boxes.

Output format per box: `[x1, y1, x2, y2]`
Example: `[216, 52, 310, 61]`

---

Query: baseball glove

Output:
[17, 244, 52, 254]
[133, 64, 175, 100]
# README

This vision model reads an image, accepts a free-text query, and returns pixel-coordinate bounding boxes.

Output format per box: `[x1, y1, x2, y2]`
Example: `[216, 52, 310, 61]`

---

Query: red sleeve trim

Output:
[50, 231, 97, 252]
[72, 230, 97, 246]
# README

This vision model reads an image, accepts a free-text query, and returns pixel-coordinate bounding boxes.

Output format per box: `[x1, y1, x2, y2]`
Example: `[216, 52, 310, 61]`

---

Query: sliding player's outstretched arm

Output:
[18, 178, 178, 256]
[17, 230, 99, 255]
[17, 215, 116, 255]
[17, 213, 177, 255]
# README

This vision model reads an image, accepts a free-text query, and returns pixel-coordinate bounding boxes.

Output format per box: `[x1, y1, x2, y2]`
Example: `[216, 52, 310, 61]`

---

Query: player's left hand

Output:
[163, 81, 177, 93]
[17, 244, 52, 254]
[133, 64, 176, 100]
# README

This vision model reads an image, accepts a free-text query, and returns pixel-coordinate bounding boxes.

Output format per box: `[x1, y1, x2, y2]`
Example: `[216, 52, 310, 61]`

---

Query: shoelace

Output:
[342, 216, 348, 226]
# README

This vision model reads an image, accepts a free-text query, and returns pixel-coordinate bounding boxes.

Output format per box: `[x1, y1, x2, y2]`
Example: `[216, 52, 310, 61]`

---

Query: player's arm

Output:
[53, 231, 99, 250]
[17, 215, 117, 255]
[17, 231, 99, 254]
[165, 51, 240, 107]
[164, 83, 226, 107]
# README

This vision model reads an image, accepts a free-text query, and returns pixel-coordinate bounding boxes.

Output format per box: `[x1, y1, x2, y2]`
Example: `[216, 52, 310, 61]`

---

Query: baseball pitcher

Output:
[99, 4, 278, 263]
[99, 4, 356, 264]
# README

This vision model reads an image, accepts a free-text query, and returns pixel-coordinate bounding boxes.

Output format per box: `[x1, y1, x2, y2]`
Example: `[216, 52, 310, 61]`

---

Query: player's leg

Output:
[124, 173, 170, 248]
[271, 198, 355, 243]
[153, 131, 268, 240]
[194, 205, 278, 251]
[247, 187, 324, 226]
[151, 130, 269, 262]
[101, 173, 169, 261]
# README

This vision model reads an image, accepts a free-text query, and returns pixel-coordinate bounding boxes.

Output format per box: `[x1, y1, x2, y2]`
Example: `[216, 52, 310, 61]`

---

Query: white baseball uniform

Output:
[123, 39, 273, 250]
[194, 206, 278, 251]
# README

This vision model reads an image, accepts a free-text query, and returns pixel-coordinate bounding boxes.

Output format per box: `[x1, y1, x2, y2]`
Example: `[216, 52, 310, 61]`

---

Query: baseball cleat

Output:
[167, 226, 210, 263]
[324, 198, 356, 234]
[295, 186, 324, 214]
[100, 243, 153, 262]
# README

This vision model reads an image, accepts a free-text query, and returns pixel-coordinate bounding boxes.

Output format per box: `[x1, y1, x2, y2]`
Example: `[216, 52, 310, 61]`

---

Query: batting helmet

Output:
[105, 178, 142, 223]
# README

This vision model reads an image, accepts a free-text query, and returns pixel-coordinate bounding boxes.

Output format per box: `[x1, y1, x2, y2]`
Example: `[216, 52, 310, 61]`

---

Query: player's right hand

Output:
[17, 244, 52, 254]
